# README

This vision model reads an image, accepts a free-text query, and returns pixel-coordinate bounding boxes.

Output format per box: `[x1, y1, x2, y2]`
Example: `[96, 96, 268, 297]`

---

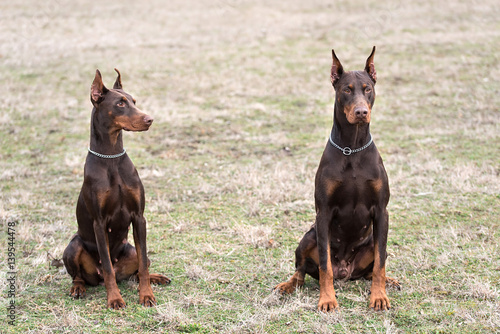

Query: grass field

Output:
[1, 0, 499, 333]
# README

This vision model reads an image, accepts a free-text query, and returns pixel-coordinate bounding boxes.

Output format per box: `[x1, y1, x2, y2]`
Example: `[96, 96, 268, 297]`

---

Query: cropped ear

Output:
[365, 46, 377, 83]
[113, 68, 122, 89]
[331, 49, 344, 87]
[90, 70, 108, 105]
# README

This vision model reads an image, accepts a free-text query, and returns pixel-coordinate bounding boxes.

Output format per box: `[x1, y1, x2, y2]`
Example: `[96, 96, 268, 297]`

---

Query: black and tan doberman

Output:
[275, 47, 399, 312]
[63, 69, 170, 309]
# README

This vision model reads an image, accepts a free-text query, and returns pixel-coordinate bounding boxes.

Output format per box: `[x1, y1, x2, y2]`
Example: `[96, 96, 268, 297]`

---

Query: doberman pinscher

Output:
[63, 69, 170, 309]
[275, 47, 399, 311]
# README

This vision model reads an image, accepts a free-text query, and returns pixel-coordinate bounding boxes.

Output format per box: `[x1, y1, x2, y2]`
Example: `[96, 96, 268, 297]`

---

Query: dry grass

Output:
[1, 0, 499, 333]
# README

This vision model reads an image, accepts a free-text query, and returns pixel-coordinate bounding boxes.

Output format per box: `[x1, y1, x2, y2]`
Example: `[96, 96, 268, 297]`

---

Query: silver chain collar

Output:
[88, 148, 126, 159]
[329, 133, 373, 156]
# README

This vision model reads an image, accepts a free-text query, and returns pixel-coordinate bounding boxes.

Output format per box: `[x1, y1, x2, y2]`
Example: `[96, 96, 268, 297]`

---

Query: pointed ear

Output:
[113, 68, 122, 89]
[331, 49, 344, 86]
[90, 70, 108, 104]
[365, 46, 377, 83]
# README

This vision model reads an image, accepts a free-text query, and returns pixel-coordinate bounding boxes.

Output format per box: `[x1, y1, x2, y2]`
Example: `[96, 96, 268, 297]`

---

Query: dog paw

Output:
[108, 297, 126, 310]
[369, 291, 390, 311]
[140, 294, 157, 307]
[150, 274, 171, 285]
[273, 282, 297, 295]
[386, 276, 402, 290]
[318, 296, 339, 312]
[70, 285, 86, 299]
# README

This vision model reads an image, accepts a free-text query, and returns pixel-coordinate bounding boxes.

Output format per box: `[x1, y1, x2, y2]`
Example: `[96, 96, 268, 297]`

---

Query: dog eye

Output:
[365, 87, 372, 94]
[343, 88, 351, 94]
[117, 102, 126, 107]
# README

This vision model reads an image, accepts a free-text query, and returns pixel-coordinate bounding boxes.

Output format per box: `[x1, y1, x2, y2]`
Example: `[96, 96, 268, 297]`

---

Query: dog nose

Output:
[354, 106, 369, 118]
[144, 115, 154, 126]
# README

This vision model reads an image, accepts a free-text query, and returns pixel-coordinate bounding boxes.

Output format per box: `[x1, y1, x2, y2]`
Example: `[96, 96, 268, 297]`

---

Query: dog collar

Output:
[88, 148, 126, 159]
[329, 133, 373, 156]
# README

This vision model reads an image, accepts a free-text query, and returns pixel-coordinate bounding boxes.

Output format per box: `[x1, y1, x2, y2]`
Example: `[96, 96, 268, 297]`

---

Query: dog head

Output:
[90, 69, 153, 132]
[331, 47, 376, 125]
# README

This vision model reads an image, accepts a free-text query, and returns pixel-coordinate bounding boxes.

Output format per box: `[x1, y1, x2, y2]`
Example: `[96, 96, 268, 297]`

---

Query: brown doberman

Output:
[63, 69, 170, 309]
[275, 47, 399, 312]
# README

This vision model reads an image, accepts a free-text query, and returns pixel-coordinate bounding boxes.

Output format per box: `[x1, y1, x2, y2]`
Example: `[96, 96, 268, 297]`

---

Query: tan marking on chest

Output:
[370, 179, 383, 193]
[325, 180, 342, 197]
[96, 190, 110, 209]
[124, 185, 141, 203]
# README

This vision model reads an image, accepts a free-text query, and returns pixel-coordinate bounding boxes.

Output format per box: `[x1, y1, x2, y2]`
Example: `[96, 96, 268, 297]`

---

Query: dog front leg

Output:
[132, 215, 155, 307]
[316, 210, 338, 312]
[370, 207, 390, 311]
[94, 220, 126, 310]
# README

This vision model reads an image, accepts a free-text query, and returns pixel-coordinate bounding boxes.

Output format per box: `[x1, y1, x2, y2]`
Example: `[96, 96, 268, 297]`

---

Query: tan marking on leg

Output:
[70, 277, 87, 299]
[80, 251, 98, 277]
[385, 276, 401, 290]
[356, 247, 374, 271]
[369, 241, 390, 311]
[99, 232, 126, 309]
[135, 241, 156, 307]
[275, 271, 305, 294]
[275, 240, 318, 295]
[310, 246, 319, 264]
[102, 270, 126, 309]
[149, 273, 171, 285]
[114, 246, 138, 282]
[318, 247, 338, 312]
